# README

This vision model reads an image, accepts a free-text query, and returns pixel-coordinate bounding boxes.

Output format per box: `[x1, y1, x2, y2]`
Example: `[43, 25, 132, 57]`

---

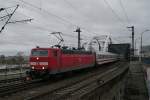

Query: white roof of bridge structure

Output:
[85, 35, 112, 52]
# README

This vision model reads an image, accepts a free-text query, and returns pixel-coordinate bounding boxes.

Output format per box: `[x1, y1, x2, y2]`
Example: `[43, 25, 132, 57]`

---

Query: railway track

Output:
[0, 79, 45, 97]
[0, 62, 127, 100]
[28, 62, 128, 100]
[0, 77, 25, 85]
[0, 71, 28, 85]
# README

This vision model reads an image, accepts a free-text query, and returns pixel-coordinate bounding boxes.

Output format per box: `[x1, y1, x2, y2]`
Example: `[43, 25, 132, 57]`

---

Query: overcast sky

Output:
[0, 0, 150, 55]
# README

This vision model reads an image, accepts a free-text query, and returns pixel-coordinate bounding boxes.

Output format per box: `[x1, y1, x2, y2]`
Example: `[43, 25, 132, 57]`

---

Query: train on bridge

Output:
[27, 46, 120, 79]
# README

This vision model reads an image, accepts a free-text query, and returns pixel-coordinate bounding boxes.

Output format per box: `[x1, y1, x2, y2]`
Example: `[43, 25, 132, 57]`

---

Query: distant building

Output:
[143, 45, 150, 57]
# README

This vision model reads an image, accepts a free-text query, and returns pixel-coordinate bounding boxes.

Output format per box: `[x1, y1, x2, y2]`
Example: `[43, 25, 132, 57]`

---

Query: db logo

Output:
[36, 62, 39, 65]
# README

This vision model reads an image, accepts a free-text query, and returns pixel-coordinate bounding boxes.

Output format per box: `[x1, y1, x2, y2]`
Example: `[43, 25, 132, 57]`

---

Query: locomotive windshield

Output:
[31, 50, 48, 56]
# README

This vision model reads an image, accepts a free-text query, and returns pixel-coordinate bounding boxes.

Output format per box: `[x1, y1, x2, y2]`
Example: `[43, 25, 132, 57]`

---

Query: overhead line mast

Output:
[0, 5, 33, 34]
[74, 27, 81, 49]
[127, 26, 134, 56]
[8, 19, 33, 24]
[0, 5, 19, 33]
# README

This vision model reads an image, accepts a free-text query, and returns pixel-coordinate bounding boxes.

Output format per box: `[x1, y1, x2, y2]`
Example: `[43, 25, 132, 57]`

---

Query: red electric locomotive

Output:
[27, 47, 96, 79]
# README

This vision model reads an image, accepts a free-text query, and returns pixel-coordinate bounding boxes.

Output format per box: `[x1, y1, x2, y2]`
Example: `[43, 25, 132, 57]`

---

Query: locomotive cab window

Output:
[31, 50, 48, 56]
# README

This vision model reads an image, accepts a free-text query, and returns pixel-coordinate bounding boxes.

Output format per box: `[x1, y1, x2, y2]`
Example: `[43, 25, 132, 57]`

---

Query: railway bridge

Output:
[0, 35, 148, 100]
[0, 61, 148, 100]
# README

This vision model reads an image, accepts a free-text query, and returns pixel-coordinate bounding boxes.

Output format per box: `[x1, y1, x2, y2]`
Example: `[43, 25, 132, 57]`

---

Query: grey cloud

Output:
[0, 0, 150, 55]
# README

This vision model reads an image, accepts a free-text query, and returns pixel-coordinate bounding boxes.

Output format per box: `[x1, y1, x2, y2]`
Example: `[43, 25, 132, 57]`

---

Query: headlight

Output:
[32, 66, 34, 69]
[42, 67, 45, 70]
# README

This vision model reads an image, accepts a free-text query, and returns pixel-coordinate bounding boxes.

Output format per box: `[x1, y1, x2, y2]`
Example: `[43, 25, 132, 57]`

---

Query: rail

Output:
[0, 62, 129, 100]
[27, 62, 128, 100]
[0, 65, 29, 82]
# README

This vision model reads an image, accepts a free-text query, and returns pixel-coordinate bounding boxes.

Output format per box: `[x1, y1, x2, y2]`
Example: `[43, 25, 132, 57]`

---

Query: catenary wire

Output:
[119, 0, 130, 24]
[18, 0, 99, 37]
[63, 0, 99, 36]
[103, 0, 126, 26]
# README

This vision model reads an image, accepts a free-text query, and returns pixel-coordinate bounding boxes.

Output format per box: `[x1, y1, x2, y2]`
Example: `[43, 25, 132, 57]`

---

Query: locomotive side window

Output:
[31, 50, 48, 56]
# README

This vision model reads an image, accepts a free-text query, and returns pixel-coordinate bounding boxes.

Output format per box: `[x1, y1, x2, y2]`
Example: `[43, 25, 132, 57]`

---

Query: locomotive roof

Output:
[32, 47, 92, 52]
[32, 47, 59, 50]
[32, 47, 93, 55]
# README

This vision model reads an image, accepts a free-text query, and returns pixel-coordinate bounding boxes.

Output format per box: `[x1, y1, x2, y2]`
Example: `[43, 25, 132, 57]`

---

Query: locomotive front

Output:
[27, 48, 50, 78]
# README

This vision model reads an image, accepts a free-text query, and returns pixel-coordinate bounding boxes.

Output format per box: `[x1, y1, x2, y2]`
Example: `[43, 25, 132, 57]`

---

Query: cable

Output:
[32, 24, 82, 40]
[63, 0, 99, 36]
[63, 0, 78, 12]
[8, 18, 33, 24]
[63, 0, 87, 19]
[19, 0, 77, 27]
[19, 0, 81, 34]
[103, 0, 125, 26]
[0, 5, 19, 33]
[5, 5, 19, 10]
[119, 0, 130, 24]
[19, 0, 98, 37]
[0, 14, 10, 21]
[0, 5, 19, 12]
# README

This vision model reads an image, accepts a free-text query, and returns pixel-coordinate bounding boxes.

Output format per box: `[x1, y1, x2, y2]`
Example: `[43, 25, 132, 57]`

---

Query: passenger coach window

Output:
[31, 50, 48, 56]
